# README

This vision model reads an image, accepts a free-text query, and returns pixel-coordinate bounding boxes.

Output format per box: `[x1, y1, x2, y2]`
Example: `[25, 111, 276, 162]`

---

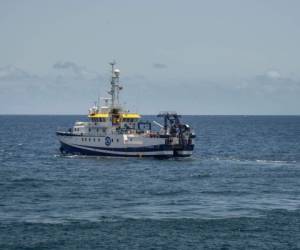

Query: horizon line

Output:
[0, 114, 299, 116]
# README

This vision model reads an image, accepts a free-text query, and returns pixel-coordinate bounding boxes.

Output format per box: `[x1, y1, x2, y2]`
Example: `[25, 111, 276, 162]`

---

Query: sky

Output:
[1, 0, 300, 115]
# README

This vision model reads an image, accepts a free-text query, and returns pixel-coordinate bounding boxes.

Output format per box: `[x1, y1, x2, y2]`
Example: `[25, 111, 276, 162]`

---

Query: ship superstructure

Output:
[56, 62, 195, 158]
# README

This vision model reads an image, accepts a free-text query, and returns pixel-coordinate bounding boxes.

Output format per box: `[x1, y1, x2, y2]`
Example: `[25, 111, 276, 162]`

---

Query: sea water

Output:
[0, 115, 299, 249]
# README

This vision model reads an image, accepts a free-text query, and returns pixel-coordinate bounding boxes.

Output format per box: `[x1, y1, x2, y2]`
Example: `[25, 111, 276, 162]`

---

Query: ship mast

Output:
[109, 61, 122, 108]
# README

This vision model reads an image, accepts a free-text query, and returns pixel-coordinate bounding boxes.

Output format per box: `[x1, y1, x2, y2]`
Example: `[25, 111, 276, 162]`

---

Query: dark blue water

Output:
[0, 115, 300, 249]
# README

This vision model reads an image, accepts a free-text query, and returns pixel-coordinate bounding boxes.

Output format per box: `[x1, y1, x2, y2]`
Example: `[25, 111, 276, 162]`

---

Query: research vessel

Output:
[56, 62, 195, 158]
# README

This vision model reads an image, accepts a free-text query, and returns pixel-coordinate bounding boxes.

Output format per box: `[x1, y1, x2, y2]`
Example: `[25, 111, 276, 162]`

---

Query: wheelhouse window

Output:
[92, 118, 107, 122]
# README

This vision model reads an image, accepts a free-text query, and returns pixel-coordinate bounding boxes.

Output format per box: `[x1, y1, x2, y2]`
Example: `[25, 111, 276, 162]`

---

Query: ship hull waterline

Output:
[58, 141, 193, 158]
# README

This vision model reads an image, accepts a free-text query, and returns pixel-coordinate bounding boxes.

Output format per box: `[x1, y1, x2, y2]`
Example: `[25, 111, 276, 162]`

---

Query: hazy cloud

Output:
[264, 70, 281, 79]
[250, 70, 300, 93]
[0, 61, 103, 83]
[53, 61, 82, 71]
[0, 62, 107, 114]
[0, 65, 38, 81]
[153, 63, 168, 69]
[53, 61, 100, 80]
[1, 64, 300, 114]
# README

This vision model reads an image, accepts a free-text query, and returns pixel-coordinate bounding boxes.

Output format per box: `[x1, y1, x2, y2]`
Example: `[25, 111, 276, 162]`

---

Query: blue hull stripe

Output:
[60, 142, 172, 157]
[72, 143, 173, 152]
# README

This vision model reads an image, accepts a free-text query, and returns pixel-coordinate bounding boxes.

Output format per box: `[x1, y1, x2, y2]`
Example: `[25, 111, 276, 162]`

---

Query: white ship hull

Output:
[57, 132, 181, 158]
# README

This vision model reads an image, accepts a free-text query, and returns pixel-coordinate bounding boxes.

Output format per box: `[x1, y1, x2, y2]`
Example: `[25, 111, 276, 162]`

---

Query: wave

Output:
[201, 156, 298, 165]
[1, 211, 299, 250]
[1, 208, 300, 226]
[198, 190, 251, 195]
[145, 189, 188, 196]
[11, 177, 53, 183]
[190, 173, 211, 178]
[254, 159, 297, 164]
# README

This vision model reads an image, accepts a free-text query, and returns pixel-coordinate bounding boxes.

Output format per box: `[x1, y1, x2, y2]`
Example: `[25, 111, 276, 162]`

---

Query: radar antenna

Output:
[109, 61, 122, 108]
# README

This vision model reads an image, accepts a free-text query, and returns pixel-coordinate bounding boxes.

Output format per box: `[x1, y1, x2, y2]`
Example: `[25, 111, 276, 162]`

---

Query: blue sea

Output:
[0, 115, 299, 249]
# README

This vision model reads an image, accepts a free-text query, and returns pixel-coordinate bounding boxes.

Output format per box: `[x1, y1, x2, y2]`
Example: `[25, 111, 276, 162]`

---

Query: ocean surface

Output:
[0, 115, 299, 249]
